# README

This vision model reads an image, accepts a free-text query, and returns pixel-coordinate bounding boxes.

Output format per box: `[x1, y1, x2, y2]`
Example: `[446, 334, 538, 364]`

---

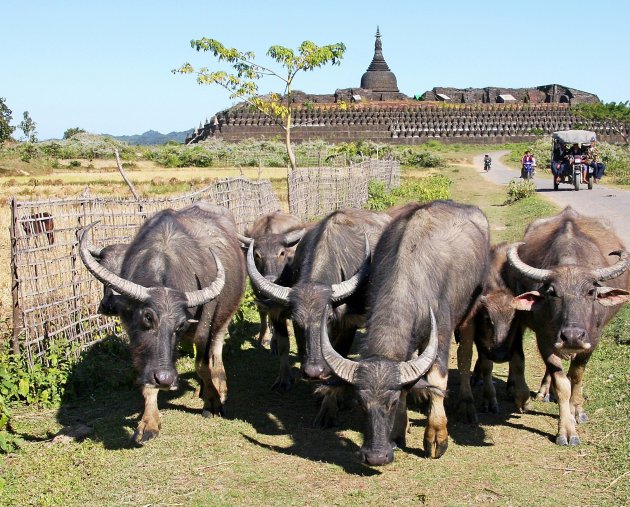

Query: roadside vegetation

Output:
[0, 139, 628, 505]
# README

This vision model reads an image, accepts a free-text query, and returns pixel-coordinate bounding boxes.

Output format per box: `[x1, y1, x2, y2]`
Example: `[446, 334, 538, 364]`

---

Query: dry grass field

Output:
[1, 154, 629, 506]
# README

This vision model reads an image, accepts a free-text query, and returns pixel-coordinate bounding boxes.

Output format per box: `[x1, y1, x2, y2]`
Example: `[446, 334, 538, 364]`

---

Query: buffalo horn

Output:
[246, 241, 291, 305]
[282, 228, 306, 247]
[398, 308, 439, 386]
[506, 242, 552, 282]
[592, 250, 630, 281]
[320, 305, 358, 384]
[184, 250, 226, 307]
[237, 233, 253, 246]
[331, 234, 371, 303]
[79, 222, 151, 303]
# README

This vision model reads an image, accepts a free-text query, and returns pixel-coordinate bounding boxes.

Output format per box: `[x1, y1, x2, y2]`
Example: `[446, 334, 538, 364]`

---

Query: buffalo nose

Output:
[560, 326, 586, 343]
[154, 370, 176, 387]
[303, 363, 326, 379]
[362, 449, 394, 466]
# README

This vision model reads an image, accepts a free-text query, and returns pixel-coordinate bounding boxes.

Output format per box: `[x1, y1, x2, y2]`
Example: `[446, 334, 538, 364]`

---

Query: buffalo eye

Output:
[278, 249, 286, 259]
[587, 287, 597, 299]
[142, 310, 155, 329]
[175, 320, 188, 333]
[545, 285, 558, 297]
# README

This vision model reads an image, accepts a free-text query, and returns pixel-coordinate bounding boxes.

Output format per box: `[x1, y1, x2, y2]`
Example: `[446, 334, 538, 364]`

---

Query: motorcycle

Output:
[521, 160, 534, 179]
[484, 158, 491, 171]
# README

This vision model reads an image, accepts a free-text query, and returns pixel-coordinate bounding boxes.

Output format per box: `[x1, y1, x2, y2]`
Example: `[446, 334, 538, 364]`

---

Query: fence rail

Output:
[9, 159, 400, 366]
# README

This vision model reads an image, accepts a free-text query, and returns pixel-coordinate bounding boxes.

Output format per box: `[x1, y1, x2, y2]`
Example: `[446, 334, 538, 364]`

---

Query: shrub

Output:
[504, 179, 536, 204]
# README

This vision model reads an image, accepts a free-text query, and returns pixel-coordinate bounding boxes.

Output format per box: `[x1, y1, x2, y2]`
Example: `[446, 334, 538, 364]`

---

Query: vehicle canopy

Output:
[552, 130, 597, 146]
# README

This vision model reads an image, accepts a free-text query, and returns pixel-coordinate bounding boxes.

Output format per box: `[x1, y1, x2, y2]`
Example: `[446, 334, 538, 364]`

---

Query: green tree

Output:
[0, 97, 16, 143]
[18, 111, 38, 143]
[63, 127, 86, 139]
[175, 38, 346, 171]
[574, 101, 630, 144]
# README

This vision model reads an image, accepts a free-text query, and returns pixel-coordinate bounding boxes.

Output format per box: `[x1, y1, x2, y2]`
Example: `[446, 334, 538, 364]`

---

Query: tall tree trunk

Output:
[285, 111, 297, 171]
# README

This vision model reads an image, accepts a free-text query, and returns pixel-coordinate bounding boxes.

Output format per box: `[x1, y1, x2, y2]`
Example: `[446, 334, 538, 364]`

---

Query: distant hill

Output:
[107, 129, 193, 145]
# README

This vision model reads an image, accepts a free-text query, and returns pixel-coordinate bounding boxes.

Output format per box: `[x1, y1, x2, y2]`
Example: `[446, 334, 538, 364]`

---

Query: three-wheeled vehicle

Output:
[551, 130, 597, 191]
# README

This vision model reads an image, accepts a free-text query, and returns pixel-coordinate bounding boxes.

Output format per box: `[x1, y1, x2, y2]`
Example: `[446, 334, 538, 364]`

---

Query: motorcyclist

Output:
[483, 154, 491, 171]
[521, 150, 534, 179]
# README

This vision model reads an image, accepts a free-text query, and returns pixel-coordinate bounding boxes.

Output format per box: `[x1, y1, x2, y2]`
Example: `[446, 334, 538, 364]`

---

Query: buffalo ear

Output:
[511, 291, 543, 311]
[596, 287, 630, 307]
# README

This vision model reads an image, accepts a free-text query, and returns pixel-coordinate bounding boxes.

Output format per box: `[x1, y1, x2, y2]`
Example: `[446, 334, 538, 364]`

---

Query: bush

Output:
[504, 179, 536, 204]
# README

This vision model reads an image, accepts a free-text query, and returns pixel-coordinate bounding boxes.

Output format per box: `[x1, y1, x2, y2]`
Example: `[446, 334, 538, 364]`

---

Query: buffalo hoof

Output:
[555, 434, 580, 446]
[202, 404, 225, 418]
[131, 428, 158, 447]
[424, 437, 448, 459]
[457, 399, 478, 424]
[271, 375, 294, 393]
[259, 337, 271, 349]
[482, 399, 499, 414]
[576, 412, 589, 424]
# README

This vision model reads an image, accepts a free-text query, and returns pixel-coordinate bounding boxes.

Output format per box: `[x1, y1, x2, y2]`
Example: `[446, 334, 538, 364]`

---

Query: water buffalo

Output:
[85, 243, 129, 316]
[22, 212, 55, 245]
[247, 208, 391, 423]
[79, 202, 246, 445]
[507, 206, 630, 446]
[238, 211, 305, 349]
[322, 200, 490, 463]
[456, 241, 529, 420]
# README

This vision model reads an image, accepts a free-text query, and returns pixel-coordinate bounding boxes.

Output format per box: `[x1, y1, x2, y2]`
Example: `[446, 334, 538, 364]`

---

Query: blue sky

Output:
[3, 0, 628, 140]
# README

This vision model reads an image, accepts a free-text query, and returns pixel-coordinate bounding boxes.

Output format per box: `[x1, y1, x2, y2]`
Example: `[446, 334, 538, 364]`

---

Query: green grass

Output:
[1, 157, 629, 506]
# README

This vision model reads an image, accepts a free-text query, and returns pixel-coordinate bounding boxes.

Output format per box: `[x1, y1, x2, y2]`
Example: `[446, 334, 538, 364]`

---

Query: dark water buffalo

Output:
[322, 200, 490, 464]
[456, 241, 529, 419]
[79, 202, 246, 445]
[507, 207, 630, 446]
[238, 211, 305, 349]
[247, 208, 391, 422]
[85, 243, 129, 316]
[22, 212, 55, 245]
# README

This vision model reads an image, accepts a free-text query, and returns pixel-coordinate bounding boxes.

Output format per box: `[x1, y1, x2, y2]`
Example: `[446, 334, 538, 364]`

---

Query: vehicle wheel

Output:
[588, 175, 594, 190]
[574, 177, 580, 191]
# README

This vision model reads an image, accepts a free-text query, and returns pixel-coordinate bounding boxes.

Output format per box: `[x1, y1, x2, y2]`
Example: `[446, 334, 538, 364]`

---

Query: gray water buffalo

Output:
[85, 243, 129, 316]
[456, 241, 529, 420]
[507, 206, 630, 446]
[247, 208, 391, 424]
[79, 202, 246, 445]
[322, 200, 490, 464]
[238, 211, 305, 349]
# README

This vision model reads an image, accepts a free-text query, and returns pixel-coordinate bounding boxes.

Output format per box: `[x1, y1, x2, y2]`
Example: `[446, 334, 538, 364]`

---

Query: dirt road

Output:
[476, 151, 630, 246]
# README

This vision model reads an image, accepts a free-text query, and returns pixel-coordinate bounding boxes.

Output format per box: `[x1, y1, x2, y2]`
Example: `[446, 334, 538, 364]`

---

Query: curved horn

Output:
[398, 308, 439, 386]
[237, 233, 253, 246]
[246, 241, 291, 305]
[331, 234, 371, 303]
[320, 304, 358, 384]
[79, 222, 151, 303]
[282, 228, 306, 247]
[592, 250, 630, 281]
[506, 242, 552, 282]
[184, 250, 226, 307]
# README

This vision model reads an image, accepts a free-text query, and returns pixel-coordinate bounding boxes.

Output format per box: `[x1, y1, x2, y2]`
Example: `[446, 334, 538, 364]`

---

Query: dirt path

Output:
[475, 151, 630, 247]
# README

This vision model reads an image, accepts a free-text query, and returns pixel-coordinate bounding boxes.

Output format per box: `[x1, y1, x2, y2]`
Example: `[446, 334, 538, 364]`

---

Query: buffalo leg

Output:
[257, 308, 272, 349]
[568, 354, 590, 424]
[456, 323, 477, 423]
[271, 317, 293, 392]
[545, 353, 580, 446]
[507, 332, 530, 412]
[392, 390, 410, 448]
[535, 369, 554, 402]
[195, 322, 228, 417]
[132, 385, 161, 445]
[424, 358, 449, 458]
[479, 354, 498, 413]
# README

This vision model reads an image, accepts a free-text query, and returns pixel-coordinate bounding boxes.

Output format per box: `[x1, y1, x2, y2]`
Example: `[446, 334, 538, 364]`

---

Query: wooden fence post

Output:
[10, 198, 22, 355]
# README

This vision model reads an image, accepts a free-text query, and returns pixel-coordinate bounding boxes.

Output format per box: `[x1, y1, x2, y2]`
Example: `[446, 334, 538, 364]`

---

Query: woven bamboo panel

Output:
[10, 177, 280, 366]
